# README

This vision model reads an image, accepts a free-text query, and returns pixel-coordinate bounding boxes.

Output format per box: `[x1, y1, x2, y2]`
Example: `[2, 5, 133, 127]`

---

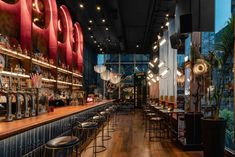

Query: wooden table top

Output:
[0, 100, 113, 140]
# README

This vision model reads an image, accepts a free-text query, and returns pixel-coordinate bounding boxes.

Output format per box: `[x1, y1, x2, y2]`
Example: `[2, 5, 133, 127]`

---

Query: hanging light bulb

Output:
[148, 70, 151, 74]
[147, 76, 150, 80]
[148, 82, 151, 86]
[158, 60, 165, 68]
[94, 65, 106, 73]
[110, 73, 121, 84]
[149, 62, 154, 68]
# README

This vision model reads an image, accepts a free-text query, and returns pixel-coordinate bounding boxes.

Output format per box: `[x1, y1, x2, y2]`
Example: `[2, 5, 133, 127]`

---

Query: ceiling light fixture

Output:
[148, 82, 151, 86]
[148, 70, 151, 74]
[94, 40, 97, 44]
[79, 3, 84, 8]
[148, 62, 154, 68]
[166, 14, 169, 17]
[136, 44, 139, 48]
[156, 76, 160, 81]
[158, 60, 165, 68]
[100, 48, 103, 51]
[148, 73, 153, 78]
[157, 35, 161, 40]
[153, 57, 158, 63]
[159, 39, 166, 46]
[165, 22, 169, 26]
[88, 27, 91, 31]
[96, 5, 101, 11]
[177, 69, 183, 76]
[102, 19, 106, 23]
[160, 68, 170, 77]
[161, 25, 164, 29]
[105, 27, 109, 31]
[89, 19, 93, 24]
[90, 35, 94, 39]
[151, 78, 157, 83]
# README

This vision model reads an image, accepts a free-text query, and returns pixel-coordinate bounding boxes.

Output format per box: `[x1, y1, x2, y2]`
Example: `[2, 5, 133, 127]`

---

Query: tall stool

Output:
[100, 110, 112, 141]
[149, 117, 165, 141]
[144, 112, 156, 136]
[74, 121, 98, 157]
[43, 136, 80, 157]
[91, 114, 107, 153]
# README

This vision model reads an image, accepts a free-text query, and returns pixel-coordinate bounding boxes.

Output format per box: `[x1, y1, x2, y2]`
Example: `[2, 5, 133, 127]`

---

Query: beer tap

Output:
[14, 77, 22, 119]
[29, 91, 36, 116]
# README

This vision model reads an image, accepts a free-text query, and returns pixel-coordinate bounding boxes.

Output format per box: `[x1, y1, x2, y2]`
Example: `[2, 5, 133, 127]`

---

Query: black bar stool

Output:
[149, 117, 165, 141]
[43, 136, 80, 157]
[74, 121, 98, 157]
[91, 114, 107, 153]
[100, 110, 112, 141]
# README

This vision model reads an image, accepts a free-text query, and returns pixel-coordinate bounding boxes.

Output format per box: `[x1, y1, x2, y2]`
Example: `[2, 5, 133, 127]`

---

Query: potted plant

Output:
[201, 17, 234, 157]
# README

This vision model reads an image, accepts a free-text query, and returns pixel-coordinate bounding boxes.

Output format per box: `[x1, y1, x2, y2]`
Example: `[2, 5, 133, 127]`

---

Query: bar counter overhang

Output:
[0, 100, 113, 156]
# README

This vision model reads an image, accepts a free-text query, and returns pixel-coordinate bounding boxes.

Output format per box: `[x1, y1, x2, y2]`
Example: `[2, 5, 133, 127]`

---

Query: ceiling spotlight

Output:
[97, 45, 100, 47]
[165, 22, 169, 26]
[166, 14, 169, 17]
[96, 5, 101, 11]
[148, 62, 154, 68]
[90, 35, 94, 39]
[79, 3, 84, 8]
[148, 70, 151, 74]
[147, 76, 150, 80]
[148, 82, 151, 86]
[105, 27, 109, 31]
[159, 39, 166, 46]
[100, 48, 103, 51]
[88, 27, 91, 31]
[136, 44, 139, 48]
[153, 57, 158, 63]
[94, 40, 97, 44]
[102, 19, 106, 23]
[89, 19, 93, 24]
[161, 25, 164, 29]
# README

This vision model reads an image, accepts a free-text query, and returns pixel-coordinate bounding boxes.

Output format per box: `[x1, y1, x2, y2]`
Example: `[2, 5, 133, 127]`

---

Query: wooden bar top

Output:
[0, 100, 113, 140]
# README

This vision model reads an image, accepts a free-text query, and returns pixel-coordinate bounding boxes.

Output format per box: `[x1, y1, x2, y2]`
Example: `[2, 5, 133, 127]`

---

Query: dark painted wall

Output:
[83, 45, 97, 94]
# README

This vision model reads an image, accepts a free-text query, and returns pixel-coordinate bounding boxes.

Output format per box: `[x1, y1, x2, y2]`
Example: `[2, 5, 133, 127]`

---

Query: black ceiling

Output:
[57, 0, 176, 54]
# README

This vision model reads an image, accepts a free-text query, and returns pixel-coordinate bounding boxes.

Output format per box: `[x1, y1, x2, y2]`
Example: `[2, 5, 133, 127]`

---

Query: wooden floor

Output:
[80, 110, 203, 157]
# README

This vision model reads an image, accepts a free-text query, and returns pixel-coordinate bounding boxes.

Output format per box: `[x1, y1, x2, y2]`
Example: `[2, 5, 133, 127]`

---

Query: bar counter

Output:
[0, 100, 113, 157]
[0, 100, 113, 140]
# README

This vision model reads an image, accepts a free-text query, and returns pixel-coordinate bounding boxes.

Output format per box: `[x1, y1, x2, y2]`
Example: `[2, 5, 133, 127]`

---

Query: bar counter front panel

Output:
[0, 100, 113, 157]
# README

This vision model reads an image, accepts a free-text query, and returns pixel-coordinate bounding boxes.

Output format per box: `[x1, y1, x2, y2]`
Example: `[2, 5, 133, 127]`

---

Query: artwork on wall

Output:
[0, 0, 84, 72]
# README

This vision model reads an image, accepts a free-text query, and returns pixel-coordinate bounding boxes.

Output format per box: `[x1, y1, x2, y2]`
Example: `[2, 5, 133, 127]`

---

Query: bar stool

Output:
[43, 136, 80, 157]
[100, 110, 112, 141]
[149, 117, 165, 141]
[74, 121, 99, 156]
[91, 114, 107, 153]
[144, 112, 156, 136]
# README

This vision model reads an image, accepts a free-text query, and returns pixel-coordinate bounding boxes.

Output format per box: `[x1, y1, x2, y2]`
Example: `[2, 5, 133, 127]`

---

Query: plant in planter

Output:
[201, 17, 234, 157]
